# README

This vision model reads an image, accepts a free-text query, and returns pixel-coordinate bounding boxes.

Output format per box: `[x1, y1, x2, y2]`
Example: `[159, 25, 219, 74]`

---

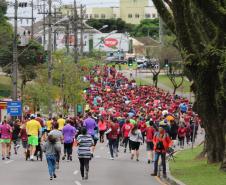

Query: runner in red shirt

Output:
[106, 118, 120, 160]
[146, 122, 156, 164]
[138, 119, 147, 143]
[121, 119, 133, 153]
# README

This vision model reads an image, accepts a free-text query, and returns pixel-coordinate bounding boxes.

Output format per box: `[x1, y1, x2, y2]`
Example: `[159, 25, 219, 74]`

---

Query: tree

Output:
[132, 19, 159, 38]
[152, 0, 226, 169]
[0, 0, 13, 67]
[165, 62, 184, 94]
[86, 18, 134, 33]
[86, 18, 161, 39]
[18, 40, 46, 98]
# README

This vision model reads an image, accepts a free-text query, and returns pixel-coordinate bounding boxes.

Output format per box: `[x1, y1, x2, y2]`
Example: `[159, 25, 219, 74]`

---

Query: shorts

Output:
[28, 135, 39, 146]
[130, 140, 140, 151]
[146, 141, 154, 151]
[22, 141, 28, 149]
[0, 139, 11, 144]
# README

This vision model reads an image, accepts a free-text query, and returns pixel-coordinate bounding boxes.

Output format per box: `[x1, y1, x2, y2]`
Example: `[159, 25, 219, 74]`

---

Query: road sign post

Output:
[7, 101, 22, 117]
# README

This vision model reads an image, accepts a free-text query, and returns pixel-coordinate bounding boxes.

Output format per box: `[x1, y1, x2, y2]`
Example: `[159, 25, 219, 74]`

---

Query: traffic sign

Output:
[7, 101, 22, 116]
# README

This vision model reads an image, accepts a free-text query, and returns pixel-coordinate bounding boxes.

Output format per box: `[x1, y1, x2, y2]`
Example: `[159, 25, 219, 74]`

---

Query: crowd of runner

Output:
[0, 65, 201, 180]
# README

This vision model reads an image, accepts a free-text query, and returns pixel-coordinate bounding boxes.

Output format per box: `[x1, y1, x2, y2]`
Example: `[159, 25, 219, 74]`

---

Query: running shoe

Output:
[50, 176, 53, 180]
[110, 157, 114, 160]
[53, 174, 57, 178]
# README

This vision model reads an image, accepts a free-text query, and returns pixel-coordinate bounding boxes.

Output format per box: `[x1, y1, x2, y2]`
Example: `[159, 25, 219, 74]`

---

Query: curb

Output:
[160, 140, 204, 185]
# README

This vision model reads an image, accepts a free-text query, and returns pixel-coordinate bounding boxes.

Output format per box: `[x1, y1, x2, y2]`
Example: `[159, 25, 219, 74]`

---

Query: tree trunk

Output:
[204, 119, 224, 163]
[196, 139, 207, 159]
[220, 133, 226, 171]
[173, 87, 177, 94]
[153, 74, 158, 88]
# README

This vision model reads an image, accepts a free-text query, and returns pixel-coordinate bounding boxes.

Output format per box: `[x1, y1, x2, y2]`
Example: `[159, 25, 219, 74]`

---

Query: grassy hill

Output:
[0, 75, 11, 98]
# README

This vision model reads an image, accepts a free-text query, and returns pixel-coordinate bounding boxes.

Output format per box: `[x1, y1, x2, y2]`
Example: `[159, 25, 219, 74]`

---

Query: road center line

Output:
[73, 170, 78, 175]
[74, 180, 82, 185]
[5, 160, 14, 164]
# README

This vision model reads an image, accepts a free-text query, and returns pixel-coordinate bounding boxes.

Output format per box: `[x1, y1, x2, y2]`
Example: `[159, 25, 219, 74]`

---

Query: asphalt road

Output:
[0, 143, 162, 185]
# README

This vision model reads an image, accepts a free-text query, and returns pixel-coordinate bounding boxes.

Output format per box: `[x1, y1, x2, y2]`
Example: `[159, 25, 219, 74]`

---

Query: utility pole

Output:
[47, 0, 52, 116]
[43, 0, 46, 48]
[31, 0, 34, 38]
[80, 4, 85, 56]
[12, 0, 18, 101]
[65, 11, 70, 55]
[73, 0, 78, 63]
[159, 16, 163, 45]
[53, 7, 57, 51]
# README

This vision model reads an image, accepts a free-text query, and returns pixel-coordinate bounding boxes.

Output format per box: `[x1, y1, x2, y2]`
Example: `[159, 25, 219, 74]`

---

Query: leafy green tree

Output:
[86, 18, 134, 33]
[152, 0, 226, 169]
[0, 0, 13, 67]
[132, 19, 159, 38]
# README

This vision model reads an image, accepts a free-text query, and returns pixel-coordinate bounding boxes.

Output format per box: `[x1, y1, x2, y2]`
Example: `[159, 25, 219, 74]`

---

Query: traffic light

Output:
[83, 88, 88, 93]
[18, 2, 28, 7]
[128, 57, 133, 66]
[164, 59, 169, 67]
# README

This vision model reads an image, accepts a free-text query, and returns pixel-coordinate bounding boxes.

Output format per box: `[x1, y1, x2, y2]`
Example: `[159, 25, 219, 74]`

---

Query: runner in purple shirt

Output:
[62, 120, 76, 161]
[83, 112, 97, 137]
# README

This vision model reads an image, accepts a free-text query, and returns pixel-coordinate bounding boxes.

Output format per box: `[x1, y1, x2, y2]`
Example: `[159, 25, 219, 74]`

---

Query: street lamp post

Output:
[99, 25, 108, 32]
[12, 0, 18, 101]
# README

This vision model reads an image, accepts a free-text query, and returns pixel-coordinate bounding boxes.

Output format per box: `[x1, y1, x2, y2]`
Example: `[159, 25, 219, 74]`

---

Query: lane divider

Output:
[73, 170, 78, 175]
[74, 180, 82, 185]
[4, 160, 14, 164]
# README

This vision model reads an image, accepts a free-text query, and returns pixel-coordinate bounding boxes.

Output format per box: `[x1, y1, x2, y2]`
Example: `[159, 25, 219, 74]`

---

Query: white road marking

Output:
[100, 146, 104, 150]
[74, 180, 82, 185]
[5, 160, 14, 164]
[73, 170, 79, 175]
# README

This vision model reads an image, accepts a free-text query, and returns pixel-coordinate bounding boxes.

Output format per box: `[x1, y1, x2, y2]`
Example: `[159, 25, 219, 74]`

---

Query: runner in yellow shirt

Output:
[26, 114, 41, 161]
[46, 117, 53, 133]
[57, 115, 66, 131]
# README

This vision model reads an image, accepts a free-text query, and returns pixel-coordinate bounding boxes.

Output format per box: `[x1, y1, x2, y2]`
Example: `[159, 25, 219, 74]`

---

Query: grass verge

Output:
[158, 75, 191, 93]
[170, 146, 226, 185]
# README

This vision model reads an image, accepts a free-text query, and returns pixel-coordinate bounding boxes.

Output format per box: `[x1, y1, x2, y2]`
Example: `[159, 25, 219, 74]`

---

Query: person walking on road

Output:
[26, 114, 42, 161]
[62, 120, 76, 161]
[106, 118, 120, 160]
[121, 119, 133, 153]
[77, 127, 94, 180]
[0, 120, 12, 160]
[98, 117, 107, 143]
[83, 112, 97, 156]
[49, 123, 63, 169]
[146, 121, 156, 164]
[43, 135, 61, 180]
[129, 124, 143, 161]
[57, 115, 66, 131]
[12, 119, 21, 155]
[151, 125, 172, 178]
[19, 121, 28, 159]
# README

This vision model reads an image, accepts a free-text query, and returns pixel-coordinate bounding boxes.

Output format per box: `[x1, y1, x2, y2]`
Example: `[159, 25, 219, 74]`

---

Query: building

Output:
[61, 0, 158, 25]
[121, 0, 147, 24]
[86, 7, 120, 20]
